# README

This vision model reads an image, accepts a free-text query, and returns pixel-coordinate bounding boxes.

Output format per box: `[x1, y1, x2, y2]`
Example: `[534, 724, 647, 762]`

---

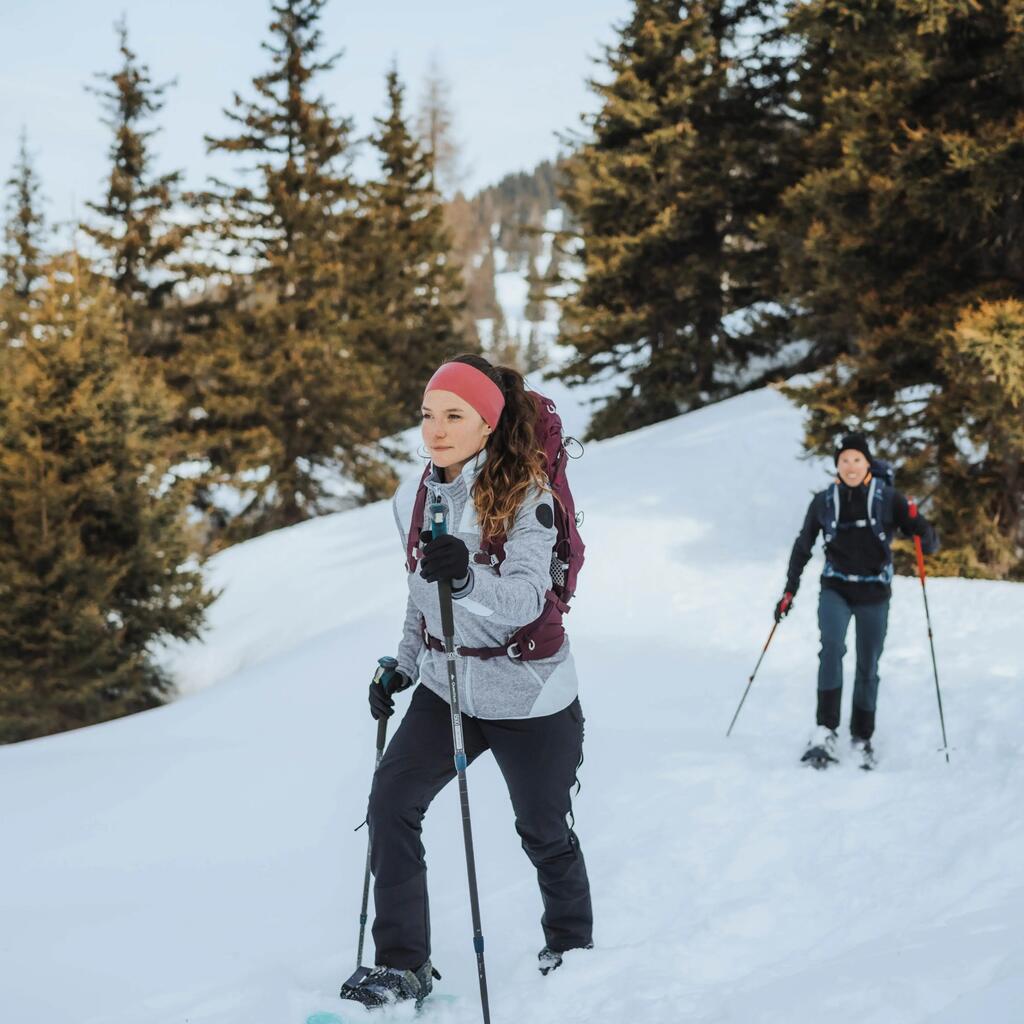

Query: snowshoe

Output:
[801, 726, 838, 770]
[339, 961, 440, 1008]
[538, 942, 593, 975]
[851, 736, 877, 771]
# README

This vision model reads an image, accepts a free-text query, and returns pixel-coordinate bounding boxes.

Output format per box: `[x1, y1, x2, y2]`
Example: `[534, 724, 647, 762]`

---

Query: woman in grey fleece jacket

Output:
[339, 355, 593, 1011]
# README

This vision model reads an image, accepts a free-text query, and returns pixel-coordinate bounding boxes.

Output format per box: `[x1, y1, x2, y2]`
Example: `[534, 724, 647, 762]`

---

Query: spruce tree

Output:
[415, 55, 464, 197]
[2, 131, 47, 351]
[782, 0, 1024, 578]
[0, 255, 212, 744]
[524, 253, 547, 324]
[441, 191, 484, 346]
[83, 17, 188, 360]
[931, 300, 1024, 578]
[195, 0, 392, 540]
[349, 66, 468, 431]
[558, 0, 795, 439]
[523, 325, 549, 374]
[2, 129, 47, 305]
[465, 244, 500, 323]
[486, 307, 525, 371]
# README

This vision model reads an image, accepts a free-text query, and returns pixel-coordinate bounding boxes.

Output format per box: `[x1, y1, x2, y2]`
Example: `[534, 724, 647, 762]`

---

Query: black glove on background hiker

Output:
[418, 529, 470, 585]
[368, 663, 413, 720]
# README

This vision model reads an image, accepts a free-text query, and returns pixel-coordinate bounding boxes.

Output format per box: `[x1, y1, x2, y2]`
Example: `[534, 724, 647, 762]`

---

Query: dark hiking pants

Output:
[816, 587, 890, 739]
[368, 684, 593, 969]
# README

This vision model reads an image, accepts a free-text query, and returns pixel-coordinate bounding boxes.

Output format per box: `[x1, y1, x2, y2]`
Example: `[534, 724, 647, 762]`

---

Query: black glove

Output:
[418, 529, 470, 585]
[921, 524, 939, 556]
[774, 591, 794, 623]
[368, 664, 413, 720]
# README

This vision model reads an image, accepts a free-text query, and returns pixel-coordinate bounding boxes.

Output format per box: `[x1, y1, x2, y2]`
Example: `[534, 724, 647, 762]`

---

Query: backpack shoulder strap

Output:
[405, 465, 432, 572]
[870, 477, 895, 541]
[820, 484, 840, 542]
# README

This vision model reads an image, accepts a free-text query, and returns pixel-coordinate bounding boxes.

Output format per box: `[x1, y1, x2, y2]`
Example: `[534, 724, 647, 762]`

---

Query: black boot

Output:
[538, 942, 593, 975]
[339, 961, 440, 1008]
[816, 687, 842, 731]
[850, 703, 875, 741]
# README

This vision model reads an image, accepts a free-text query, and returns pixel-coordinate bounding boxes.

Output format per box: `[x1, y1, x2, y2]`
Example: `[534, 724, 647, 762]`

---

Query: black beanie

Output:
[835, 432, 872, 465]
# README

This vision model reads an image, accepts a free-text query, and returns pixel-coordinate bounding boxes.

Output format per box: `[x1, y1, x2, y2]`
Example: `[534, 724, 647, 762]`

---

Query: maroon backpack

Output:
[404, 390, 585, 661]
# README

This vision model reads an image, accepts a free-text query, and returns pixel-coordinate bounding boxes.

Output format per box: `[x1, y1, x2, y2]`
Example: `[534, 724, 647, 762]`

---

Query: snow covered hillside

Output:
[2, 386, 1022, 1024]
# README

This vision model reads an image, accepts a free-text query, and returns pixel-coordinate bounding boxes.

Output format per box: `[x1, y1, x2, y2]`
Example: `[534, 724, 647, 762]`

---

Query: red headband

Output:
[423, 362, 505, 429]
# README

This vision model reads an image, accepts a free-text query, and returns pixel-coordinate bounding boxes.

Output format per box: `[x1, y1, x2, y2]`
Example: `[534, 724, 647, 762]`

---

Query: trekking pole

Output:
[350, 656, 397, 976]
[909, 501, 950, 763]
[429, 501, 491, 1024]
[726, 595, 789, 738]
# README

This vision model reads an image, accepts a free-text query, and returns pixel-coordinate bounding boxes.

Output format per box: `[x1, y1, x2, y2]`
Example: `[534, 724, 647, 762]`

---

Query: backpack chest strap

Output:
[836, 518, 870, 529]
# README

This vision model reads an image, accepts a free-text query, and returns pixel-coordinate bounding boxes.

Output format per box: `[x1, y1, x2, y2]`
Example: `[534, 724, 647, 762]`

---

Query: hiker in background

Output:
[774, 433, 938, 769]
[340, 354, 592, 1010]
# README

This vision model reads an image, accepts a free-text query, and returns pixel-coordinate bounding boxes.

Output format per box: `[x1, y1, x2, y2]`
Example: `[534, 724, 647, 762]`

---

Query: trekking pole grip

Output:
[429, 500, 447, 540]
[428, 501, 457, 638]
[372, 656, 397, 752]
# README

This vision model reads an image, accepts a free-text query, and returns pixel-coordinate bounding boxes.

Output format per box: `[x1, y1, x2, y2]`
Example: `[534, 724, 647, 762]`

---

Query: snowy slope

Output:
[2, 387, 1023, 1024]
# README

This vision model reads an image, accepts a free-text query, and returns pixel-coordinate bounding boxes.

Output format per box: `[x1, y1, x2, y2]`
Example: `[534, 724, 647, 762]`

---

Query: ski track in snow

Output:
[2, 387, 1023, 1024]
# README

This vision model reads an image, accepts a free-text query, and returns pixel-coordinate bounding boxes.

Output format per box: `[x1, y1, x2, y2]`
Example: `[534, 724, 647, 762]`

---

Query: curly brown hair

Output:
[448, 353, 549, 541]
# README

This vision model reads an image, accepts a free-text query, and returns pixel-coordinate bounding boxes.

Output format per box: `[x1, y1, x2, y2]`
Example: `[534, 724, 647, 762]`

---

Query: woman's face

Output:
[421, 389, 491, 471]
[837, 450, 870, 487]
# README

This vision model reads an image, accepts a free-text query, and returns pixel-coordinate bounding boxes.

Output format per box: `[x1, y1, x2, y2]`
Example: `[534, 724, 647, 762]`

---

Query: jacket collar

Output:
[429, 447, 488, 489]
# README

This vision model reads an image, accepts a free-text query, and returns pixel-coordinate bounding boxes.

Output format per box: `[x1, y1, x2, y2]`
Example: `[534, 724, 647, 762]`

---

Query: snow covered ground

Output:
[2, 385, 1022, 1024]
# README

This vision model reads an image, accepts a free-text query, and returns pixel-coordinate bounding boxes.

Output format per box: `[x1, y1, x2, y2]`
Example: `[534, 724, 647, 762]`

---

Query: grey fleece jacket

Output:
[392, 452, 578, 720]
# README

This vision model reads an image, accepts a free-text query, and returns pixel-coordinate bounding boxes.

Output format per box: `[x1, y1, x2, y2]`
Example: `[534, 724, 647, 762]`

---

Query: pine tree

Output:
[2, 129, 47, 305]
[440, 191, 484, 345]
[930, 300, 1024, 578]
[523, 324, 549, 374]
[349, 66, 469, 431]
[83, 17, 188, 360]
[465, 244, 501, 322]
[756, 1, 843, 365]
[782, 0, 1024, 578]
[486, 306, 525, 371]
[557, 0, 796, 439]
[525, 251, 547, 324]
[415, 55, 464, 197]
[194, 0, 392, 541]
[2, 131, 47, 350]
[0, 255, 212, 744]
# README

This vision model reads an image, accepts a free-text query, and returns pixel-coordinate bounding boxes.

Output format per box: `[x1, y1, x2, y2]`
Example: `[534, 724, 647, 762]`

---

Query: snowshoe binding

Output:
[339, 961, 440, 1009]
[851, 736, 877, 771]
[801, 726, 839, 770]
[538, 942, 593, 975]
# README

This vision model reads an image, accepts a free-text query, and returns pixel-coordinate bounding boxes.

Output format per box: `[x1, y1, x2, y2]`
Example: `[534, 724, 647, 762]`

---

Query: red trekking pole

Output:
[909, 501, 950, 763]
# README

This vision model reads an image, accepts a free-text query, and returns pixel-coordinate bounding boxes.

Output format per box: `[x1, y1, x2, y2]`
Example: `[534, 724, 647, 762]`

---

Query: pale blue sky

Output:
[1, 0, 630, 241]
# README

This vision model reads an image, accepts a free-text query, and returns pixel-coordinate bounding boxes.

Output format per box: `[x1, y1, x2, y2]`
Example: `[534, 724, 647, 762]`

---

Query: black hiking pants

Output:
[368, 684, 593, 969]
